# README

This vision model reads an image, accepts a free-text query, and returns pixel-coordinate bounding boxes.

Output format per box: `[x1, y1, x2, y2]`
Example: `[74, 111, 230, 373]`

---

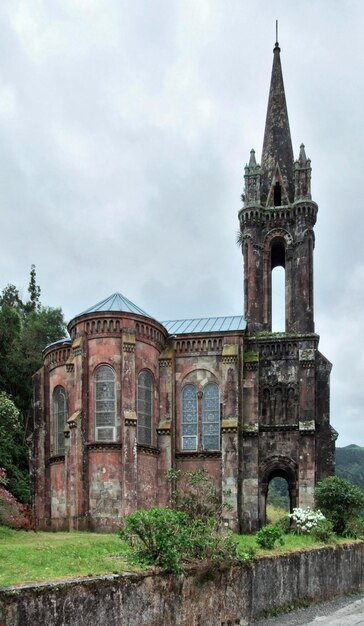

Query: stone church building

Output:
[32, 41, 336, 533]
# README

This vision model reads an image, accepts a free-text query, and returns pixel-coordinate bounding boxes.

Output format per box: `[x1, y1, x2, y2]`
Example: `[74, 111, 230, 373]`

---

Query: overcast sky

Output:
[1, 0, 364, 446]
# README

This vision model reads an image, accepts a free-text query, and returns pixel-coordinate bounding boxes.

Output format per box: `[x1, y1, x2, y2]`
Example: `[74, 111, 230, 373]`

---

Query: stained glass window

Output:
[202, 383, 220, 450]
[137, 370, 153, 445]
[182, 384, 198, 450]
[53, 386, 67, 454]
[95, 365, 116, 441]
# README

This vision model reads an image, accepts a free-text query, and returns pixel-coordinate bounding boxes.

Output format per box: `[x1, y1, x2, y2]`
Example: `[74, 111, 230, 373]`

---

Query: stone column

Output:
[157, 346, 174, 507]
[298, 345, 316, 509]
[220, 345, 239, 530]
[121, 332, 137, 516]
[241, 352, 260, 532]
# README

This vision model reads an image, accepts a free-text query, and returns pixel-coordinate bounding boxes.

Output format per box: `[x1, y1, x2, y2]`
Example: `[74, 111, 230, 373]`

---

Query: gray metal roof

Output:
[161, 315, 246, 334]
[78, 292, 153, 318]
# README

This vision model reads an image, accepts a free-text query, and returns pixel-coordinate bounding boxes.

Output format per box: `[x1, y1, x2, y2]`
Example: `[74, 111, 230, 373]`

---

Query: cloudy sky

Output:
[1, 0, 364, 446]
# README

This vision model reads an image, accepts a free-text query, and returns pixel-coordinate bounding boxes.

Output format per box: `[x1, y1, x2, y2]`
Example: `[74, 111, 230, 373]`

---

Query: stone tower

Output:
[239, 40, 336, 532]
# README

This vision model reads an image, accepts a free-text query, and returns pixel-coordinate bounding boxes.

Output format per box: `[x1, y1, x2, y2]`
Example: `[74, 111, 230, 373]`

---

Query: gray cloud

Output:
[1, 0, 363, 445]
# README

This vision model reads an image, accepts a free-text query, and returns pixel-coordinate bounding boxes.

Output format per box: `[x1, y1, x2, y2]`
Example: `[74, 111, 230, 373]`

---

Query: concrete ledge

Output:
[0, 542, 363, 626]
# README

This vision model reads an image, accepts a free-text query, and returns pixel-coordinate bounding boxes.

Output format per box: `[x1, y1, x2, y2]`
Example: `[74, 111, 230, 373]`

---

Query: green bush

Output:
[119, 507, 240, 574]
[166, 468, 232, 526]
[315, 476, 364, 535]
[311, 519, 336, 543]
[274, 514, 291, 534]
[343, 516, 364, 539]
[256, 525, 284, 550]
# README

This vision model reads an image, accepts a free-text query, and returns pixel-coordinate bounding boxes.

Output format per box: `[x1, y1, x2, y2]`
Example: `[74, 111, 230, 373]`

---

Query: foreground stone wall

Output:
[1, 543, 363, 626]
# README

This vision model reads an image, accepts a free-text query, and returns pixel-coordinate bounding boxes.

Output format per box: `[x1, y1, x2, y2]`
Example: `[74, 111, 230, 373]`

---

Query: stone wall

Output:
[1, 543, 363, 626]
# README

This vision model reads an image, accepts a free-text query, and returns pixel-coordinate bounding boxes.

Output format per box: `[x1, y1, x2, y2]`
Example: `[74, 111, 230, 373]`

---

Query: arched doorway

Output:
[259, 456, 298, 527]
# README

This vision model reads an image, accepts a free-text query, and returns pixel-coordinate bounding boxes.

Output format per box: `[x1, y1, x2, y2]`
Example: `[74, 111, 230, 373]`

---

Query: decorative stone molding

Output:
[124, 410, 137, 426]
[222, 344, 239, 365]
[137, 444, 160, 456]
[86, 442, 123, 451]
[244, 362, 258, 372]
[48, 455, 65, 465]
[259, 424, 298, 432]
[67, 410, 81, 430]
[72, 337, 82, 356]
[159, 359, 172, 368]
[221, 418, 238, 433]
[175, 451, 221, 459]
[299, 420, 315, 433]
[156, 421, 171, 436]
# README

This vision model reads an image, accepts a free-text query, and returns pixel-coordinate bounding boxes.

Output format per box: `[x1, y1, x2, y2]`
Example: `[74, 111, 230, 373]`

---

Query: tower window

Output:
[274, 182, 282, 206]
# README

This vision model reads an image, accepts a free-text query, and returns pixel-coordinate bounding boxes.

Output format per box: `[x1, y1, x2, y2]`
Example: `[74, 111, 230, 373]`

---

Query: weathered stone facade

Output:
[32, 41, 336, 533]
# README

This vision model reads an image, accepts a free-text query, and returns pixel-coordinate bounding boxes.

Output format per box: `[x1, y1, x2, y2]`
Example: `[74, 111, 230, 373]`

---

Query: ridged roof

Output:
[74, 293, 246, 335]
[78, 292, 153, 318]
[162, 316, 246, 334]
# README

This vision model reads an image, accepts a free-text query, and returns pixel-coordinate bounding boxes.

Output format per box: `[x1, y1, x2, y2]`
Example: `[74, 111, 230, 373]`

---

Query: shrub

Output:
[119, 507, 240, 574]
[290, 507, 325, 534]
[311, 519, 336, 543]
[274, 514, 291, 534]
[256, 525, 284, 550]
[343, 516, 364, 539]
[166, 468, 232, 527]
[315, 476, 364, 535]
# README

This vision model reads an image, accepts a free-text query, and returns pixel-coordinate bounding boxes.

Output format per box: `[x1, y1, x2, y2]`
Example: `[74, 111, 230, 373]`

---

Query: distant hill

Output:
[336, 445, 364, 491]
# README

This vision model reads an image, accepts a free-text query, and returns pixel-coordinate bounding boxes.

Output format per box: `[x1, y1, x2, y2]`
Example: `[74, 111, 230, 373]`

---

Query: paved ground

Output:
[249, 591, 364, 626]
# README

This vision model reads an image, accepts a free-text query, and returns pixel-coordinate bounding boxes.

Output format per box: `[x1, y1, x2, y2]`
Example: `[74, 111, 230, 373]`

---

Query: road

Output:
[249, 592, 364, 626]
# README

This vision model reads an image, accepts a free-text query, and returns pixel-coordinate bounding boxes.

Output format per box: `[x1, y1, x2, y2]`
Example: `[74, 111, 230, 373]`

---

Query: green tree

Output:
[314, 475, 364, 535]
[0, 393, 29, 501]
[0, 267, 66, 501]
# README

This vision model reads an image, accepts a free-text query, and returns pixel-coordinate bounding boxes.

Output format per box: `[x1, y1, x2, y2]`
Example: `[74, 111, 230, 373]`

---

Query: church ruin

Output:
[32, 40, 336, 532]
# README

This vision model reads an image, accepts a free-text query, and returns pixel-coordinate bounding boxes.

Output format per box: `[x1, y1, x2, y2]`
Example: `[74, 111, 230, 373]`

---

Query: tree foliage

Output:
[336, 445, 364, 492]
[314, 475, 364, 535]
[0, 267, 66, 502]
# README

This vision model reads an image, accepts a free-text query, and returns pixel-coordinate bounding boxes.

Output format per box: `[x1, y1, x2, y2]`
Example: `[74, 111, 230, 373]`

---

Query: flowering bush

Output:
[290, 507, 325, 534]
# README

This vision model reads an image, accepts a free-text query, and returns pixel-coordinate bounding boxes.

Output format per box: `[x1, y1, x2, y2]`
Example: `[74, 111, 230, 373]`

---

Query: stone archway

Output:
[259, 455, 298, 527]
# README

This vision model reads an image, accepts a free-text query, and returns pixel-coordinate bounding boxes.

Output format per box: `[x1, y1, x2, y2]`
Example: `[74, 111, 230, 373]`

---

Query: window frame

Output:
[181, 382, 220, 452]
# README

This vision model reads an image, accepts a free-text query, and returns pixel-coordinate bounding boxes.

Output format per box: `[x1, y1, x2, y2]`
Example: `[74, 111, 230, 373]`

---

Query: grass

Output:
[235, 531, 339, 556]
[0, 526, 139, 587]
[0, 524, 352, 588]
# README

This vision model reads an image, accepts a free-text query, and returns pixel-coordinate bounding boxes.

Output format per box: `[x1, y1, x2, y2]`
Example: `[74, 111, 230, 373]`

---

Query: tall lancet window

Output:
[137, 370, 153, 445]
[181, 384, 198, 450]
[95, 365, 116, 441]
[202, 383, 220, 451]
[53, 386, 67, 455]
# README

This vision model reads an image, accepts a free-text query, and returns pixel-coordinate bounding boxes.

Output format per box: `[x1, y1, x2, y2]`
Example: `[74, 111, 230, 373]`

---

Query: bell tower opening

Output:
[274, 181, 282, 206]
[271, 240, 285, 332]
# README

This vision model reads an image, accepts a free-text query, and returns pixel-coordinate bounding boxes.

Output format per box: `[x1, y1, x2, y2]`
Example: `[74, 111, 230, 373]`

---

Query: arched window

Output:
[53, 386, 67, 455]
[95, 365, 116, 441]
[181, 384, 198, 450]
[202, 383, 220, 450]
[137, 370, 153, 445]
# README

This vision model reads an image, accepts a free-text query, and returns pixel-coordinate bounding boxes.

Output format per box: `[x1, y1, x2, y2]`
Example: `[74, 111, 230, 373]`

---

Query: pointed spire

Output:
[249, 149, 257, 167]
[261, 41, 294, 205]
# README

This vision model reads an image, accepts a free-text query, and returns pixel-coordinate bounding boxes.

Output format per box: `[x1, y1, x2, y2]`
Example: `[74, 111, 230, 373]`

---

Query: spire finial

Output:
[274, 20, 280, 51]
